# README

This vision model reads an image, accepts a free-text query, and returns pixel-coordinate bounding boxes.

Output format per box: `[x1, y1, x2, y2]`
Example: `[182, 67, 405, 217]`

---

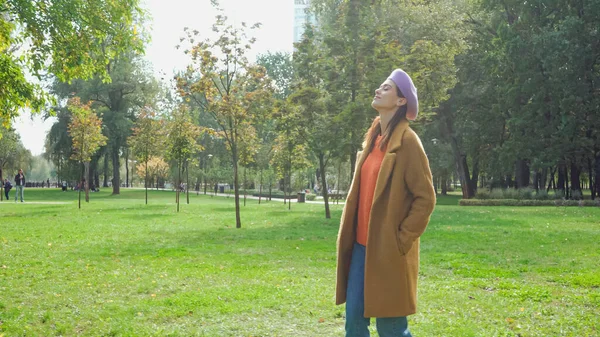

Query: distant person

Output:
[14, 169, 25, 202]
[47, 178, 50, 188]
[4, 178, 12, 200]
[62, 182, 67, 192]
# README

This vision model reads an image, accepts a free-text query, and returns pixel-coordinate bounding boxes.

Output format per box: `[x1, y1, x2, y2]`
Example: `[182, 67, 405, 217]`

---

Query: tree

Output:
[270, 100, 310, 210]
[165, 106, 202, 212]
[256, 52, 294, 100]
[1, 0, 144, 125]
[128, 108, 164, 204]
[0, 127, 22, 200]
[177, 7, 272, 228]
[67, 97, 108, 208]
[52, 54, 159, 195]
[137, 156, 170, 190]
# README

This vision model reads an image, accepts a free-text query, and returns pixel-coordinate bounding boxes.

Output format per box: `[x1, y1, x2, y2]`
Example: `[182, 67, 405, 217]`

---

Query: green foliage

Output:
[1, 0, 145, 123]
[67, 98, 107, 164]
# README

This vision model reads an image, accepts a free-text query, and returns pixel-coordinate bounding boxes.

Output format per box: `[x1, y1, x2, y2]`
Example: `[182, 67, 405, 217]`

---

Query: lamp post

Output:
[204, 154, 213, 195]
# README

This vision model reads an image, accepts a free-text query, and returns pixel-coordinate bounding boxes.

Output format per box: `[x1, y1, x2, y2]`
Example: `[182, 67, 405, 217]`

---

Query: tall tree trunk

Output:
[594, 153, 600, 200]
[231, 144, 242, 228]
[176, 160, 181, 212]
[540, 167, 548, 193]
[443, 113, 473, 198]
[349, 147, 357, 183]
[78, 163, 83, 209]
[145, 160, 148, 205]
[1, 167, 4, 201]
[557, 163, 566, 196]
[259, 169, 263, 204]
[186, 160, 190, 205]
[112, 147, 120, 195]
[103, 151, 109, 187]
[441, 171, 448, 195]
[243, 166, 247, 207]
[515, 159, 530, 189]
[125, 150, 129, 188]
[471, 159, 479, 193]
[570, 161, 582, 199]
[84, 162, 90, 203]
[319, 153, 331, 218]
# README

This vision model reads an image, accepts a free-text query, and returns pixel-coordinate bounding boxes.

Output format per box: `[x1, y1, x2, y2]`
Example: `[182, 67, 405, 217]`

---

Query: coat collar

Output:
[384, 118, 410, 153]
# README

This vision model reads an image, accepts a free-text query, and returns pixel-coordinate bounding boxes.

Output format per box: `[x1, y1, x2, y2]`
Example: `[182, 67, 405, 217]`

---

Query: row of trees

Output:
[4, 0, 599, 226]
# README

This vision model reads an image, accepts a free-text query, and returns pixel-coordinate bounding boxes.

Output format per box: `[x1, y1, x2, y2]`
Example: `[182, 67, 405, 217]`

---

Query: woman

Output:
[336, 69, 436, 336]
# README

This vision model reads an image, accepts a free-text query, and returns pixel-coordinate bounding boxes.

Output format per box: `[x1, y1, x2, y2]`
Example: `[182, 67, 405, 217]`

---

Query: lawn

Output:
[1, 188, 598, 336]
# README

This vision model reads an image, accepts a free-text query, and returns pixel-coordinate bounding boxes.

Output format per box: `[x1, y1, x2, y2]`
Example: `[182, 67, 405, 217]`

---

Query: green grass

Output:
[1, 189, 599, 336]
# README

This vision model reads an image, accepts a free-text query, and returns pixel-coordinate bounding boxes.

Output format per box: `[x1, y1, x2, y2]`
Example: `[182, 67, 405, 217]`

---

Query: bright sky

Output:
[14, 0, 294, 156]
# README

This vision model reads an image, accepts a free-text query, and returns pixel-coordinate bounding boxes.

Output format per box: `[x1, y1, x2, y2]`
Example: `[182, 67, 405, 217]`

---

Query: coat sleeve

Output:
[398, 132, 436, 254]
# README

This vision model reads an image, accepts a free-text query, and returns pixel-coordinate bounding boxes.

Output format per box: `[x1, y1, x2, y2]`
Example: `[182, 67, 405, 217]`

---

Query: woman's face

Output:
[371, 79, 407, 111]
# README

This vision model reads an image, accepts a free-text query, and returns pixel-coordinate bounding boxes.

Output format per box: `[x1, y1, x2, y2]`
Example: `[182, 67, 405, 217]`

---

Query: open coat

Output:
[336, 119, 436, 318]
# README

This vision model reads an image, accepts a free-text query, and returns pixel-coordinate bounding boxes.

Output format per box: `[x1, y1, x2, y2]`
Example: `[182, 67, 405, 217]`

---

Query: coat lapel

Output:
[372, 153, 396, 202]
[372, 119, 410, 203]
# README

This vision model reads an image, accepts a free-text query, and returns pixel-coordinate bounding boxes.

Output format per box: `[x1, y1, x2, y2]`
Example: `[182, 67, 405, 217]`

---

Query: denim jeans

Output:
[346, 242, 412, 337]
[14, 185, 24, 202]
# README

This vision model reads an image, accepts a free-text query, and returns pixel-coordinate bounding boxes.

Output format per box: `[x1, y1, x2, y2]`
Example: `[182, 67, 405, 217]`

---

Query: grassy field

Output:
[0, 188, 598, 336]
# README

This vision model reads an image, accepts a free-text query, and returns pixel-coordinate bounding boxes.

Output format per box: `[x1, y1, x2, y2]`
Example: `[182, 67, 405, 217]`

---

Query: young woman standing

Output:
[336, 69, 436, 337]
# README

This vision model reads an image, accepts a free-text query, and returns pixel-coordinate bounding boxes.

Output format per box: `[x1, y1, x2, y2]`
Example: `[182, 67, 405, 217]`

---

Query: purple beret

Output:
[388, 69, 419, 121]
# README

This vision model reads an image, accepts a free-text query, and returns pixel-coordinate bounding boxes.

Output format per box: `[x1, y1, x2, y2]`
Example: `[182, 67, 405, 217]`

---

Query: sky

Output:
[14, 0, 295, 156]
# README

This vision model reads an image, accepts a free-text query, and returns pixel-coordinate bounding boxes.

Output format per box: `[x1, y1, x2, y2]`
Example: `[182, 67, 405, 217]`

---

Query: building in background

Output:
[293, 0, 317, 44]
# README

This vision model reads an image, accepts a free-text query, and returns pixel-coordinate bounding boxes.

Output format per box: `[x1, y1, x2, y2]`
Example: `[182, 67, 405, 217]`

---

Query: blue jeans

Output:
[346, 242, 412, 337]
[14, 185, 24, 202]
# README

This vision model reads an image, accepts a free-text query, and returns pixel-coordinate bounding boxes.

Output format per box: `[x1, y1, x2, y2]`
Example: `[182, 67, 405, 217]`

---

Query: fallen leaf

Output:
[318, 317, 325, 323]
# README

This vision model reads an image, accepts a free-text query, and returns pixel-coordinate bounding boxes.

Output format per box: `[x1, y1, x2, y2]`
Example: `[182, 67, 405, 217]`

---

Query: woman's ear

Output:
[397, 97, 407, 107]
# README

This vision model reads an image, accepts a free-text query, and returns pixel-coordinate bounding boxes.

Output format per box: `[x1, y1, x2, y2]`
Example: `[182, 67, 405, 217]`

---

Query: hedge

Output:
[459, 199, 600, 207]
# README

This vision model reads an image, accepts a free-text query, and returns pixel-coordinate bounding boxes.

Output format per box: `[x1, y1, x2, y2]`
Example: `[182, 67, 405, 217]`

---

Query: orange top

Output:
[356, 135, 386, 246]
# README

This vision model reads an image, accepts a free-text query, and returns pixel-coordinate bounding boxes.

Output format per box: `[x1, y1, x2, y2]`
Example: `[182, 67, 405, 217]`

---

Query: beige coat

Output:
[336, 119, 436, 317]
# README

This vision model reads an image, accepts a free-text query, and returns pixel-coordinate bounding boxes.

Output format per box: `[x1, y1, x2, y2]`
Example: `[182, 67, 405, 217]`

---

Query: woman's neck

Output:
[378, 108, 396, 134]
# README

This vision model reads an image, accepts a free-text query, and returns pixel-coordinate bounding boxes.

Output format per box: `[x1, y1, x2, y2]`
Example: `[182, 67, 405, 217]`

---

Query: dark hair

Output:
[364, 86, 407, 153]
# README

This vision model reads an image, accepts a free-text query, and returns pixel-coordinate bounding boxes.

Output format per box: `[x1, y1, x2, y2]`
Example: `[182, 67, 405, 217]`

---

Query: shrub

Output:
[517, 187, 534, 200]
[503, 188, 520, 200]
[570, 189, 583, 200]
[305, 194, 316, 201]
[490, 188, 504, 199]
[475, 189, 491, 200]
[460, 199, 600, 207]
[534, 190, 550, 200]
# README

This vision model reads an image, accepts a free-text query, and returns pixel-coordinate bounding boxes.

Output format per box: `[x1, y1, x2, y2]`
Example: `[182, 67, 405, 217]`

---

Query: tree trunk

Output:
[1, 168, 3, 201]
[243, 166, 247, 207]
[441, 171, 448, 195]
[259, 169, 263, 204]
[84, 162, 90, 203]
[594, 153, 600, 200]
[112, 147, 120, 195]
[186, 160, 190, 205]
[444, 115, 473, 198]
[557, 163, 566, 196]
[515, 159, 530, 189]
[471, 159, 479, 193]
[319, 153, 331, 219]
[176, 160, 181, 212]
[125, 150, 129, 188]
[78, 163, 82, 209]
[349, 147, 357, 184]
[103, 151, 109, 187]
[233, 150, 242, 228]
[145, 160, 148, 204]
[540, 167, 548, 193]
[570, 161, 582, 199]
